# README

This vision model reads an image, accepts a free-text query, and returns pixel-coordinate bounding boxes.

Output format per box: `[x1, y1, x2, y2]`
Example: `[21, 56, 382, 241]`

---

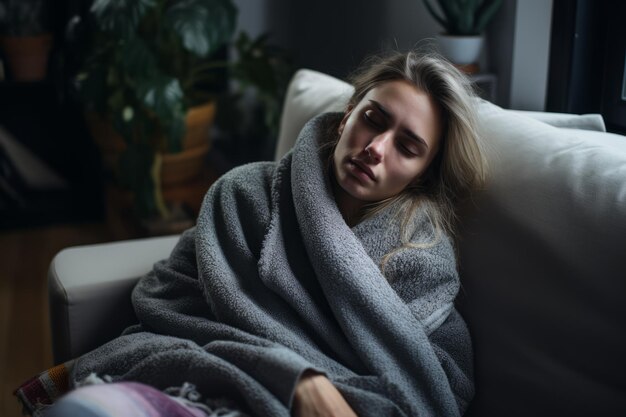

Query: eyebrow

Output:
[368, 100, 429, 149]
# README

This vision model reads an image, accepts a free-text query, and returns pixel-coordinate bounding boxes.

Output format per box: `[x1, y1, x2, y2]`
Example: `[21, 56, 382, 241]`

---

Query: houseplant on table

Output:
[74, 0, 237, 227]
[0, 0, 55, 81]
[422, 0, 503, 69]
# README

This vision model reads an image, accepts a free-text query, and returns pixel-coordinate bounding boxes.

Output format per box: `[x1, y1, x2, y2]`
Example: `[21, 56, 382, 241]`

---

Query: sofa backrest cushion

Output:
[458, 100, 626, 416]
[274, 69, 608, 161]
[275, 69, 353, 161]
[276, 69, 626, 417]
[506, 109, 606, 131]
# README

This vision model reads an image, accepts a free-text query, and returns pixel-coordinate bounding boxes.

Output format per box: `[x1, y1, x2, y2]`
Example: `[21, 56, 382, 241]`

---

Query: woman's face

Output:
[333, 80, 443, 207]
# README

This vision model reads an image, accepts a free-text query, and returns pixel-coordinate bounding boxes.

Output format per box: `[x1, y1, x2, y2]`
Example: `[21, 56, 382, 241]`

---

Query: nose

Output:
[364, 132, 392, 162]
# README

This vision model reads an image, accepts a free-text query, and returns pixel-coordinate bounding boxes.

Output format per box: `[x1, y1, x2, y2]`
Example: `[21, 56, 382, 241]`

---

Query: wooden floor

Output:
[0, 223, 113, 417]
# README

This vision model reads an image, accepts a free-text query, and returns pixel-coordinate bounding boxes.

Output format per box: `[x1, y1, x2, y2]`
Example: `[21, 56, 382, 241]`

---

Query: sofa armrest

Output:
[48, 234, 180, 364]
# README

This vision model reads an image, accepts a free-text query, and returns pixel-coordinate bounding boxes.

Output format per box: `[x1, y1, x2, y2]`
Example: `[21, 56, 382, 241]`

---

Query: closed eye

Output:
[364, 109, 385, 129]
[368, 99, 430, 151]
[397, 140, 420, 157]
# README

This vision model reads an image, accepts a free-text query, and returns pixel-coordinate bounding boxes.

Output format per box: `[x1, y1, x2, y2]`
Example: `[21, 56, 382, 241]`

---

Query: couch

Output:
[48, 69, 626, 416]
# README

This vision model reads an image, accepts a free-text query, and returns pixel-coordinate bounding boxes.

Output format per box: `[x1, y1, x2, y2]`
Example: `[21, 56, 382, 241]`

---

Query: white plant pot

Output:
[436, 34, 484, 65]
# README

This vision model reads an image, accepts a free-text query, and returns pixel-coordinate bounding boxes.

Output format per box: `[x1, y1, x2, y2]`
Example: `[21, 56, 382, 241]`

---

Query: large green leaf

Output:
[137, 76, 183, 116]
[136, 75, 186, 152]
[165, 0, 237, 57]
[91, 0, 156, 38]
[119, 35, 158, 78]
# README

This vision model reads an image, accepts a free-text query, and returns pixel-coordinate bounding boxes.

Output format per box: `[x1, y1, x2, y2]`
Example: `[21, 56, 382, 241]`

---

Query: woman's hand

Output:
[292, 371, 358, 417]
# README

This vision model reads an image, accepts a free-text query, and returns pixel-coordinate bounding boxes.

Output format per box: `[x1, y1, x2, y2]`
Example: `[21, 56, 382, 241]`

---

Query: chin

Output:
[345, 183, 381, 203]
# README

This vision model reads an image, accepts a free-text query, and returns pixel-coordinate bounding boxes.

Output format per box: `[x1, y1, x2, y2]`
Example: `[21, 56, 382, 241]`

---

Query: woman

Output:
[41, 51, 485, 417]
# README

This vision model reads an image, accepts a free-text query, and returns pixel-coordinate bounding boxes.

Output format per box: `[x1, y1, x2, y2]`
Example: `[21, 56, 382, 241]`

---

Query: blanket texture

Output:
[72, 113, 474, 416]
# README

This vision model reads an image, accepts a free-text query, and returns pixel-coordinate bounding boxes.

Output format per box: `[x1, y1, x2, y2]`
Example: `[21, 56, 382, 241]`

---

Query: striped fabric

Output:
[13, 361, 73, 416]
[14, 365, 246, 417]
[43, 382, 211, 417]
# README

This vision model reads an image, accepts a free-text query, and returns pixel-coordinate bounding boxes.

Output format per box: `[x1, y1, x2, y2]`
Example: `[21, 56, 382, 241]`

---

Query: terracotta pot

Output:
[158, 100, 216, 185]
[160, 143, 211, 185]
[1, 34, 54, 81]
[181, 101, 216, 149]
[85, 101, 216, 185]
[90, 102, 217, 231]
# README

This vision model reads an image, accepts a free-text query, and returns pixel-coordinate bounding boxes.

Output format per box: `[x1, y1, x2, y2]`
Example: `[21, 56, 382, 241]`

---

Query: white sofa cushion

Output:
[507, 109, 606, 131]
[274, 69, 353, 160]
[459, 100, 626, 416]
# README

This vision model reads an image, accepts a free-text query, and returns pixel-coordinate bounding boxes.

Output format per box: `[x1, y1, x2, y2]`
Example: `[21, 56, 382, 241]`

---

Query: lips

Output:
[350, 158, 376, 182]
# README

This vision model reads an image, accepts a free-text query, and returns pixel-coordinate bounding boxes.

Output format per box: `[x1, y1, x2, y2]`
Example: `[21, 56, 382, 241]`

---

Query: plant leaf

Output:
[438, 0, 461, 33]
[138, 76, 183, 117]
[136, 76, 186, 152]
[91, 0, 156, 38]
[457, 0, 475, 34]
[475, 0, 503, 33]
[119, 35, 158, 79]
[165, 0, 237, 57]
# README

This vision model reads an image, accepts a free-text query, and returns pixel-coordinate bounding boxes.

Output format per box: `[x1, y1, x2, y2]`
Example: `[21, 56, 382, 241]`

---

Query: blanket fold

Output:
[71, 113, 473, 417]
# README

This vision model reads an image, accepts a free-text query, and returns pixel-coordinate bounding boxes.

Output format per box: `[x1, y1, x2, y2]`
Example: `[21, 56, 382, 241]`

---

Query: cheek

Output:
[333, 133, 348, 165]
[334, 128, 351, 154]
[385, 159, 429, 190]
[332, 147, 341, 173]
[339, 120, 368, 149]
[333, 134, 350, 174]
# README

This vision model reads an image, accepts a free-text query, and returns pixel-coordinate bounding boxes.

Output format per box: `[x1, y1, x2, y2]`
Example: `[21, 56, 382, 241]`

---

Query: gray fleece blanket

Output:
[73, 113, 474, 416]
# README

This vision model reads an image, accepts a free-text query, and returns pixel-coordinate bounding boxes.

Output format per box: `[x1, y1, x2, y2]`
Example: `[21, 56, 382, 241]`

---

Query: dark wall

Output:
[264, 0, 391, 79]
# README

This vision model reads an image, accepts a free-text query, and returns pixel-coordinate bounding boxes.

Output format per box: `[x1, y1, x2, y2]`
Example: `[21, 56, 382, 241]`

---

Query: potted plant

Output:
[0, 0, 54, 81]
[423, 0, 503, 68]
[213, 31, 294, 164]
[73, 0, 237, 222]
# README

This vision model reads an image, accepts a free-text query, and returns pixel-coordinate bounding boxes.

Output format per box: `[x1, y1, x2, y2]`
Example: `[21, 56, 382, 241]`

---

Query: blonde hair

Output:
[329, 50, 487, 269]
